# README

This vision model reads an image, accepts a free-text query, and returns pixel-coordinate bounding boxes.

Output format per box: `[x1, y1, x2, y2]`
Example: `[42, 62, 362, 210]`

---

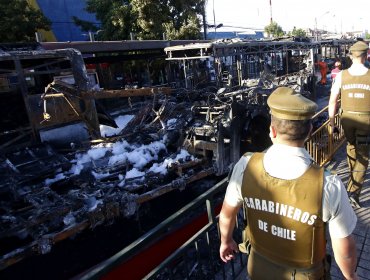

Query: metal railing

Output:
[79, 177, 247, 280]
[306, 103, 345, 166]
[79, 105, 345, 280]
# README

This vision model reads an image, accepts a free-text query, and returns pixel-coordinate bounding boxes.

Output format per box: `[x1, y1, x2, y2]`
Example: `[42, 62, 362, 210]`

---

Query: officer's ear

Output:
[269, 125, 277, 139]
[306, 122, 313, 140]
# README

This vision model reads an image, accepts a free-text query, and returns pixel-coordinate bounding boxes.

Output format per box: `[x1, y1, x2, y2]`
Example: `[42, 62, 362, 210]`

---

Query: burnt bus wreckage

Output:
[0, 39, 353, 274]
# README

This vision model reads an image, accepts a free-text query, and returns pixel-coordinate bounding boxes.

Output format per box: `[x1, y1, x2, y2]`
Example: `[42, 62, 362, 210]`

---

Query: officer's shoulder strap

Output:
[242, 152, 254, 158]
[242, 150, 266, 158]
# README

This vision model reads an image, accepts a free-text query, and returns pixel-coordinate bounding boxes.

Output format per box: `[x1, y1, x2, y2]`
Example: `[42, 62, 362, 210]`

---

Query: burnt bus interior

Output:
[164, 39, 317, 176]
[0, 39, 355, 278]
[163, 38, 355, 174]
[165, 40, 317, 89]
[0, 44, 101, 151]
[0, 42, 177, 152]
[165, 39, 354, 89]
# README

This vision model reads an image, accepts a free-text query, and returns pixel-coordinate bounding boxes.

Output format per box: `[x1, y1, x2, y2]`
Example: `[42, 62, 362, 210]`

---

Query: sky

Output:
[206, 0, 369, 33]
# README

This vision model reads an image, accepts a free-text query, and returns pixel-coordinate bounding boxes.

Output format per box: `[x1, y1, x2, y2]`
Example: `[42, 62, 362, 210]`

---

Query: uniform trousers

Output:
[341, 111, 370, 195]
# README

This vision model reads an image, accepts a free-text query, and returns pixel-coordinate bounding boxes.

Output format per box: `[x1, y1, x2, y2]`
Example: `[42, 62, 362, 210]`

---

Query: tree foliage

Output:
[75, 0, 204, 40]
[0, 0, 51, 43]
[264, 21, 284, 38]
[291, 27, 307, 37]
[72, 16, 98, 33]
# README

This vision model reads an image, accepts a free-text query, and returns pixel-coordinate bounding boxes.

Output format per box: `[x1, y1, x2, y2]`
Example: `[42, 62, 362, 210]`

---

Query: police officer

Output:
[328, 40, 370, 208]
[220, 87, 358, 279]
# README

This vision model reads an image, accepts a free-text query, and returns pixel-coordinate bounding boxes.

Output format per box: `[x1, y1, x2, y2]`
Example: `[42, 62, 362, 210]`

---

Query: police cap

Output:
[349, 41, 369, 57]
[267, 87, 318, 120]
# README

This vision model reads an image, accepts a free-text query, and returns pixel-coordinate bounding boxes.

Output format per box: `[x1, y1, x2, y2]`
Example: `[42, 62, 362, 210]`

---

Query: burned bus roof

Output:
[164, 38, 355, 53]
[41, 40, 210, 54]
[0, 48, 84, 61]
[164, 38, 356, 60]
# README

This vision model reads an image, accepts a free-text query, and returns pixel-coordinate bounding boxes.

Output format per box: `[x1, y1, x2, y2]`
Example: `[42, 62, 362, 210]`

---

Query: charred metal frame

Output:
[165, 39, 354, 89]
[0, 46, 174, 151]
[0, 48, 100, 148]
[163, 39, 353, 177]
[0, 39, 353, 276]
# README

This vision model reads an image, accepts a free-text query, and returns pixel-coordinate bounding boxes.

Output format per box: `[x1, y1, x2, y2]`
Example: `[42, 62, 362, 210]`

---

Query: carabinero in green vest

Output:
[329, 40, 370, 208]
[220, 87, 358, 280]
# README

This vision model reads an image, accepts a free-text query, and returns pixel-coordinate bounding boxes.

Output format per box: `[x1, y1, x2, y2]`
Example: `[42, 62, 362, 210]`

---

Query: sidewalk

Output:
[326, 144, 370, 280]
[317, 81, 370, 279]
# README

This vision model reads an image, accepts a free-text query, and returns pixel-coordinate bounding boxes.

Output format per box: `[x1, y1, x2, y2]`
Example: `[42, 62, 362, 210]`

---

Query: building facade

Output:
[28, 0, 100, 42]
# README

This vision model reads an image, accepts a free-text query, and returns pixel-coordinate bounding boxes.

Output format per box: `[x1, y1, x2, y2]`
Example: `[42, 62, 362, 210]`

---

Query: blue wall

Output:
[37, 0, 100, 41]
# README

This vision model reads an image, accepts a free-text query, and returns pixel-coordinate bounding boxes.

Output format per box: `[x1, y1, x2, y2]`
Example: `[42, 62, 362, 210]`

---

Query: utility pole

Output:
[213, 0, 217, 37]
[314, 11, 329, 41]
[202, 0, 207, 40]
[269, 0, 273, 23]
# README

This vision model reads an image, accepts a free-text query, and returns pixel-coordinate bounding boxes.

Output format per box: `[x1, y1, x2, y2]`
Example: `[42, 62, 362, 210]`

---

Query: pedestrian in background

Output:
[220, 87, 358, 279]
[328, 40, 370, 208]
[331, 60, 342, 81]
[343, 50, 353, 70]
[316, 57, 328, 85]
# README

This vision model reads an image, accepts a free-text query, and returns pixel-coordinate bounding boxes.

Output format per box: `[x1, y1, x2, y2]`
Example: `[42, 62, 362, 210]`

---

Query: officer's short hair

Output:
[271, 116, 312, 141]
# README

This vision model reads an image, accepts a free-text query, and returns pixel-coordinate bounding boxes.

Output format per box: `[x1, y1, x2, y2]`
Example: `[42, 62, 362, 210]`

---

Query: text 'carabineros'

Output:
[244, 197, 317, 225]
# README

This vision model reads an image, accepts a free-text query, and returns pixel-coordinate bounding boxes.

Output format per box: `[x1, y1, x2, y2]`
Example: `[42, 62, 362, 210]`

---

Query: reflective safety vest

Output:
[241, 153, 326, 269]
[341, 69, 370, 113]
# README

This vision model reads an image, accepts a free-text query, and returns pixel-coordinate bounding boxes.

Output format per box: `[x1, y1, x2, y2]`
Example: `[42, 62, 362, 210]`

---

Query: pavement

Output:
[326, 144, 370, 280]
[316, 82, 370, 279]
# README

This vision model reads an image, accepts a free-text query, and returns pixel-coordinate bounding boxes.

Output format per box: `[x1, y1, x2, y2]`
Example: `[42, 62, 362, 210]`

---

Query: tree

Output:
[75, 0, 204, 41]
[132, 0, 203, 40]
[0, 0, 51, 43]
[291, 27, 307, 37]
[264, 21, 284, 38]
[74, 0, 135, 41]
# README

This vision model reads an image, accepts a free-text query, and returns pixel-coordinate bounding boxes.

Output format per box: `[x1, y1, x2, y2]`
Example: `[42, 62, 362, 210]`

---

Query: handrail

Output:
[77, 177, 247, 280]
[306, 104, 345, 166]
